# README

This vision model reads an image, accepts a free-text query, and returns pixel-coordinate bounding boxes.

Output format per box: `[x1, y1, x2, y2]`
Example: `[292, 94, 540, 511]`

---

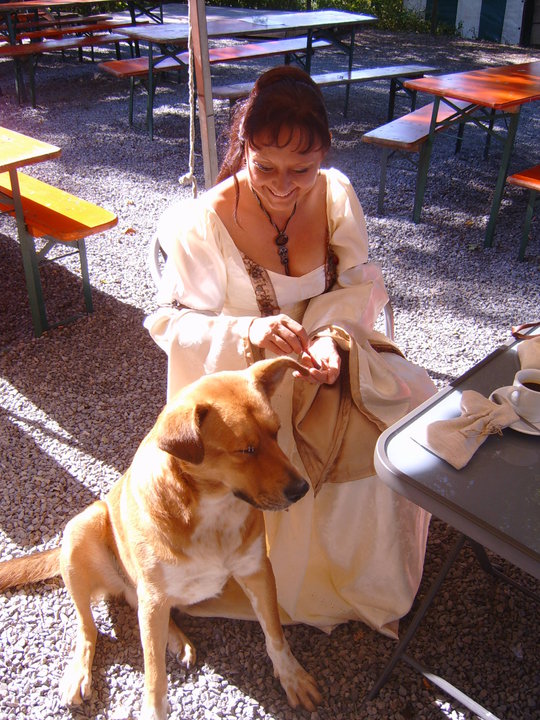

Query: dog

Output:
[0, 357, 321, 719]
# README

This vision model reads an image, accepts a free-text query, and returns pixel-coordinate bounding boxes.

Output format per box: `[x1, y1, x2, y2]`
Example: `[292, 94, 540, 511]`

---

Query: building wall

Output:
[531, 0, 540, 43]
[403, 0, 532, 44]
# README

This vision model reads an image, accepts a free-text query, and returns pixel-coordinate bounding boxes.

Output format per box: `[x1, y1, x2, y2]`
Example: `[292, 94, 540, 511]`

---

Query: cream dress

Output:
[144, 168, 435, 637]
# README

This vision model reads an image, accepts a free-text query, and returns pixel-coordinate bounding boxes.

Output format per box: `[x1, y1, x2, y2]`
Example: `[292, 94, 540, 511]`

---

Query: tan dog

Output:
[0, 357, 321, 720]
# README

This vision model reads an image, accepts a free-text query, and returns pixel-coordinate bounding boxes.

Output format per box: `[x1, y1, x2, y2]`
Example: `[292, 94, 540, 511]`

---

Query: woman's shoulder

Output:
[321, 167, 355, 195]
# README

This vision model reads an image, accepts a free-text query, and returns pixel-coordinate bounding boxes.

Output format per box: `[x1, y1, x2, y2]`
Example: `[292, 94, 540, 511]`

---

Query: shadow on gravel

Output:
[0, 233, 167, 478]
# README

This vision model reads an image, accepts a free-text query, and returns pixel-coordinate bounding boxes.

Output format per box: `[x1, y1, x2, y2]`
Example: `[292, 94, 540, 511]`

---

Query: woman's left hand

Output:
[293, 336, 341, 385]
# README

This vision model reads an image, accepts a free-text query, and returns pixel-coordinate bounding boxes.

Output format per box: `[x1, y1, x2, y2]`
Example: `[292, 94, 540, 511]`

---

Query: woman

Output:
[145, 66, 435, 638]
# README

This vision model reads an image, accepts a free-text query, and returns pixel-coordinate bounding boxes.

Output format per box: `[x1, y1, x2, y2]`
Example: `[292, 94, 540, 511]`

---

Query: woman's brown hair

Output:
[217, 65, 331, 184]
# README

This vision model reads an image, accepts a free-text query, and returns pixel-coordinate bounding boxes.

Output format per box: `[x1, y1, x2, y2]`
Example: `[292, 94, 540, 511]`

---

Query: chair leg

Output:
[519, 189, 537, 261]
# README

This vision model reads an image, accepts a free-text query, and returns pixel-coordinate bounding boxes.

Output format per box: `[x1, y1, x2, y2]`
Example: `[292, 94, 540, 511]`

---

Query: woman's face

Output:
[245, 127, 324, 214]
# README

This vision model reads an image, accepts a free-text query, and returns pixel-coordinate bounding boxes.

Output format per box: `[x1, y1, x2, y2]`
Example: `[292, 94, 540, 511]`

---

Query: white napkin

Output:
[418, 390, 519, 470]
[517, 334, 540, 370]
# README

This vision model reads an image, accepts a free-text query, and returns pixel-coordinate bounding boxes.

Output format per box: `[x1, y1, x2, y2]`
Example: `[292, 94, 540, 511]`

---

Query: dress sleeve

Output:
[301, 169, 390, 339]
[144, 199, 256, 399]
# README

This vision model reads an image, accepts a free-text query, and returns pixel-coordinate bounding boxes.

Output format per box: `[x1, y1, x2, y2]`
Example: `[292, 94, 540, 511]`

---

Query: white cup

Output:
[510, 368, 540, 422]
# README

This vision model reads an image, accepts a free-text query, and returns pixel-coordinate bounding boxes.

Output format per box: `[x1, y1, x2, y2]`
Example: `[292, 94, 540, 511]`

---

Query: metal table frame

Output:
[404, 61, 540, 248]
[371, 325, 540, 718]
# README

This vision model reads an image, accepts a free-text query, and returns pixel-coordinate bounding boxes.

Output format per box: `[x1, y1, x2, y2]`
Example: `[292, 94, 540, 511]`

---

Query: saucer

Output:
[489, 386, 540, 436]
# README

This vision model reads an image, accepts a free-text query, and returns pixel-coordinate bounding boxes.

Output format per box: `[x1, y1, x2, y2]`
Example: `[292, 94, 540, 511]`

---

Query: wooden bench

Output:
[361, 99, 474, 216]
[0, 32, 130, 106]
[12, 19, 133, 42]
[0, 170, 118, 331]
[212, 63, 437, 118]
[506, 164, 540, 260]
[98, 36, 332, 131]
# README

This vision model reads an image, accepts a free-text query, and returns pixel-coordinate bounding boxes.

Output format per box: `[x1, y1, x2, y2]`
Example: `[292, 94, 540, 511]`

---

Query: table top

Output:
[117, 9, 376, 44]
[0, 0, 114, 12]
[404, 60, 540, 110]
[374, 328, 540, 580]
[0, 126, 61, 173]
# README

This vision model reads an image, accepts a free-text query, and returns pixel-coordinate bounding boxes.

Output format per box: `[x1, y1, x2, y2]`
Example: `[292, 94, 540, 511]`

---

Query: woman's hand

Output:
[249, 314, 309, 357]
[294, 335, 341, 385]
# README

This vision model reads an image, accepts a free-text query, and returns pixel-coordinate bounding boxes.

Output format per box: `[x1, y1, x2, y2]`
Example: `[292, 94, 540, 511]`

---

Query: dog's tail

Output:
[0, 547, 61, 590]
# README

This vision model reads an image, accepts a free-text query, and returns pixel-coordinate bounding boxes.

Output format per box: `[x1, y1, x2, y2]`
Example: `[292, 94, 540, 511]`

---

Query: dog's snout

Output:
[284, 476, 309, 504]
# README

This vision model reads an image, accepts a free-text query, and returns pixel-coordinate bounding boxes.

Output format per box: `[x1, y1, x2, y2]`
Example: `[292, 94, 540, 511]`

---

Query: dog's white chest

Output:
[160, 497, 263, 606]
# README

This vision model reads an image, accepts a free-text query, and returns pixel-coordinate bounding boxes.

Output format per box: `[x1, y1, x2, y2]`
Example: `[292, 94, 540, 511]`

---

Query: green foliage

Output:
[208, 0, 432, 32]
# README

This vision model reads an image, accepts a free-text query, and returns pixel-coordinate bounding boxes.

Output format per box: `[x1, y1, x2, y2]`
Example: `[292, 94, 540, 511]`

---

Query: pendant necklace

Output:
[251, 188, 297, 276]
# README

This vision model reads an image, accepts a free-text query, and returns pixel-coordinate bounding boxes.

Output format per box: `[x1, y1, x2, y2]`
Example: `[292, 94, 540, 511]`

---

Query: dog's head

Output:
[154, 357, 310, 511]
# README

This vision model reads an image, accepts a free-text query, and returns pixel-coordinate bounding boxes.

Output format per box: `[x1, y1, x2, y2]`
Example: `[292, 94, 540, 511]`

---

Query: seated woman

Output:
[145, 66, 435, 638]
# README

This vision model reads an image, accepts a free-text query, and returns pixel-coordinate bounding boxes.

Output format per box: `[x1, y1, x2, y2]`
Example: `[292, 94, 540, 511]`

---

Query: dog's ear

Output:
[156, 402, 209, 464]
[250, 357, 308, 398]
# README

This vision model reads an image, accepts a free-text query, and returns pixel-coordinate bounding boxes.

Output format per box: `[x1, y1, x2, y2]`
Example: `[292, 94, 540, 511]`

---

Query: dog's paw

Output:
[59, 662, 93, 706]
[275, 653, 322, 712]
[140, 697, 169, 720]
[167, 624, 196, 669]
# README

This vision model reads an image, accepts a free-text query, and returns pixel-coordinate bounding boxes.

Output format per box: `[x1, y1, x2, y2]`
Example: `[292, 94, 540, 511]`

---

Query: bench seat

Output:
[12, 19, 133, 42]
[0, 170, 117, 329]
[1, 32, 129, 106]
[99, 36, 332, 134]
[0, 31, 127, 58]
[99, 36, 332, 79]
[361, 99, 474, 215]
[506, 164, 540, 259]
[213, 63, 437, 117]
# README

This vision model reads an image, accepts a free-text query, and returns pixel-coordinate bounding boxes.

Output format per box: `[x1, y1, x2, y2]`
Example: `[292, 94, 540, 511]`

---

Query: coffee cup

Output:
[509, 368, 540, 423]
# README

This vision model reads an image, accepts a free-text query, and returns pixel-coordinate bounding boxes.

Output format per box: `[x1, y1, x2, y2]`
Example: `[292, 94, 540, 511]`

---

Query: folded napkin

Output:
[517, 334, 540, 369]
[418, 390, 519, 470]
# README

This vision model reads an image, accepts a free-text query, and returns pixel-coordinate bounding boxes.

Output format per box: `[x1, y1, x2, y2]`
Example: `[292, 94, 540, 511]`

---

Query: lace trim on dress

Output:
[241, 241, 338, 318]
[241, 254, 281, 317]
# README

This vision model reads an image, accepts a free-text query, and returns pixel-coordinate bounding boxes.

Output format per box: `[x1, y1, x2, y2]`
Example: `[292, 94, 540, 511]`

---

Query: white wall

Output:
[402, 0, 526, 44]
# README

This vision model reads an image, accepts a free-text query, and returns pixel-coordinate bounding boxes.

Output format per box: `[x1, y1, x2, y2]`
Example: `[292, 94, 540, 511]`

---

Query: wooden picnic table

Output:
[0, 0, 161, 44]
[403, 61, 540, 248]
[0, 126, 117, 336]
[117, 9, 377, 139]
[0, 127, 61, 335]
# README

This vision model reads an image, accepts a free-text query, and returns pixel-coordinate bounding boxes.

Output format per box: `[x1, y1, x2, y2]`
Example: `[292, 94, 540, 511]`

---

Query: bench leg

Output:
[483, 108, 496, 160]
[519, 189, 537, 261]
[129, 78, 135, 126]
[14, 58, 28, 105]
[455, 122, 465, 154]
[377, 148, 390, 215]
[77, 239, 93, 313]
[413, 142, 431, 223]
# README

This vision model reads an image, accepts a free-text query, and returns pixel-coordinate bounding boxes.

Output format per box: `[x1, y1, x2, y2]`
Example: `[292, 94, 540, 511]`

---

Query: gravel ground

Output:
[0, 5, 539, 720]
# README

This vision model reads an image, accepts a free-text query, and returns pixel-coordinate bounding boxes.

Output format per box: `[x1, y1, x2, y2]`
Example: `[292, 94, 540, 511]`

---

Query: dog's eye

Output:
[241, 445, 256, 455]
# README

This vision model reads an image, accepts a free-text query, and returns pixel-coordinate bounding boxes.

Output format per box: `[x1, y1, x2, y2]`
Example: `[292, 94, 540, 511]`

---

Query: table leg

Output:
[9, 169, 48, 336]
[305, 29, 313, 75]
[484, 108, 521, 248]
[147, 43, 155, 140]
[367, 533, 466, 700]
[343, 27, 355, 117]
[412, 96, 440, 223]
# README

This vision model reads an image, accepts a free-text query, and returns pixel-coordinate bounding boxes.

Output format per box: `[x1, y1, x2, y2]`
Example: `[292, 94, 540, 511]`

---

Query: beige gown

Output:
[144, 168, 435, 637]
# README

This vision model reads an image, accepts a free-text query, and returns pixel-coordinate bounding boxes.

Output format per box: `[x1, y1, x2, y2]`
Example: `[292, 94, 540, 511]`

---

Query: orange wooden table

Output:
[404, 61, 540, 247]
[0, 126, 61, 335]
